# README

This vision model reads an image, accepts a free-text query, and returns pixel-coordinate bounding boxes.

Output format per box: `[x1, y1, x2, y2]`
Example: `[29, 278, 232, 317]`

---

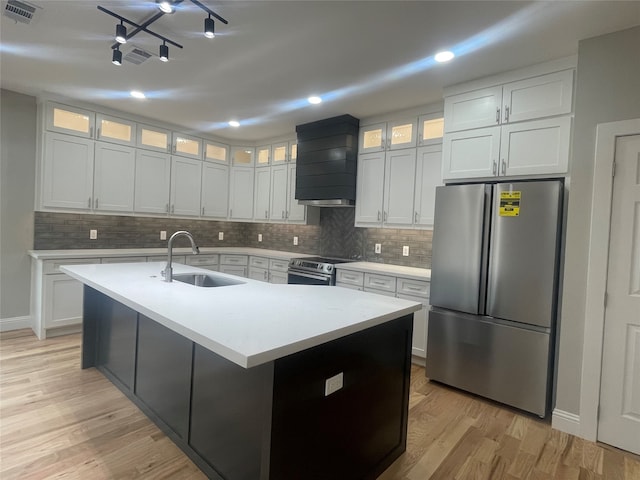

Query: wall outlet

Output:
[375, 243, 381, 254]
[293, 236, 298, 246]
[89, 229, 97, 240]
[402, 245, 409, 256]
[160, 230, 167, 240]
[218, 232, 224, 240]
[324, 372, 344, 396]
[258, 233, 263, 242]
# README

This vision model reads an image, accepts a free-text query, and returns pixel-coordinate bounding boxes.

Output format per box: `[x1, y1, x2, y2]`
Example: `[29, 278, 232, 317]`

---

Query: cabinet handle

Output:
[96, 127, 101, 139]
[493, 160, 498, 176]
[90, 127, 94, 138]
[166, 143, 170, 152]
[286, 210, 289, 219]
[496, 108, 500, 124]
[264, 271, 268, 280]
[265, 210, 268, 219]
[171, 204, 175, 214]
[415, 211, 419, 223]
[88, 197, 91, 208]
[202, 207, 205, 216]
[281, 210, 285, 219]
[172, 144, 176, 154]
[504, 106, 510, 123]
[165, 203, 169, 213]
[501, 159, 506, 175]
[383, 211, 387, 222]
[377, 211, 381, 221]
[95, 198, 99, 209]
[230, 208, 233, 217]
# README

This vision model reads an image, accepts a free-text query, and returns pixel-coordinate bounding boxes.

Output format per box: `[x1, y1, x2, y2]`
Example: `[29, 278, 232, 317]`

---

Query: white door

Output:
[355, 152, 385, 226]
[170, 156, 202, 216]
[383, 148, 416, 227]
[201, 162, 228, 219]
[93, 142, 135, 212]
[598, 134, 640, 455]
[254, 167, 271, 221]
[135, 150, 171, 215]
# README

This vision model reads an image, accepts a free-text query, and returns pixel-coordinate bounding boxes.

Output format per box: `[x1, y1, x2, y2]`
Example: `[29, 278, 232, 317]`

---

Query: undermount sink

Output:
[172, 273, 245, 288]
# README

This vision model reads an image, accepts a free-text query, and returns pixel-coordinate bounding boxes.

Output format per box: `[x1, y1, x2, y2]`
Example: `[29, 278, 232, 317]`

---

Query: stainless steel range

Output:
[287, 256, 352, 286]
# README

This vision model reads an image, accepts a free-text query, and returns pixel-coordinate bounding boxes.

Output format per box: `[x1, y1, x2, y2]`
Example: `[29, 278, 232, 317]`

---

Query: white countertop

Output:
[29, 247, 314, 261]
[61, 262, 421, 369]
[335, 262, 431, 281]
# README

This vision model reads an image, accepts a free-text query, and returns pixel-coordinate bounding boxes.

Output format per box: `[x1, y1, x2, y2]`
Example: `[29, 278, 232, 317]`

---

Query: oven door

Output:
[287, 270, 332, 286]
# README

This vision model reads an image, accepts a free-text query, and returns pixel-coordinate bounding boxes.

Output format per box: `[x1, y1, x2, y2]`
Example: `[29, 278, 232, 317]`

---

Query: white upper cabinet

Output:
[96, 114, 136, 146]
[272, 142, 288, 164]
[287, 164, 306, 223]
[355, 151, 386, 226]
[414, 146, 443, 228]
[170, 156, 202, 216]
[172, 133, 202, 160]
[269, 164, 288, 221]
[231, 146, 255, 166]
[256, 145, 271, 167]
[444, 86, 502, 133]
[442, 126, 501, 180]
[383, 149, 418, 227]
[501, 70, 574, 124]
[254, 167, 272, 221]
[359, 123, 386, 153]
[46, 103, 95, 138]
[418, 114, 444, 146]
[201, 162, 229, 219]
[42, 132, 94, 210]
[387, 119, 418, 150]
[137, 124, 171, 153]
[229, 166, 254, 220]
[134, 150, 171, 215]
[289, 141, 298, 162]
[93, 142, 135, 212]
[204, 141, 229, 164]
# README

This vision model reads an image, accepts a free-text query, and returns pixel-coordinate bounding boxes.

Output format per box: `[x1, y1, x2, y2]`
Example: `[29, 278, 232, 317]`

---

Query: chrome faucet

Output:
[162, 230, 200, 282]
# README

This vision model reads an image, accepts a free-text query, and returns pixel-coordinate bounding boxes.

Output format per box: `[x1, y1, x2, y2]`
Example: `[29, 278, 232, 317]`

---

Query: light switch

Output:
[375, 243, 381, 254]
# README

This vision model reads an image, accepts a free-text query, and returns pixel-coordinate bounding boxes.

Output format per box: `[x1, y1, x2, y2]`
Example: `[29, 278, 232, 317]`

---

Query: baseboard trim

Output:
[552, 408, 581, 437]
[0, 315, 33, 332]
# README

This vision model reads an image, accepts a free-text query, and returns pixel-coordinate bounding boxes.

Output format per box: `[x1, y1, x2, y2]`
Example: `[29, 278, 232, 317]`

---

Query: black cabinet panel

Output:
[135, 315, 193, 440]
[269, 315, 412, 480]
[190, 344, 273, 480]
[97, 299, 137, 390]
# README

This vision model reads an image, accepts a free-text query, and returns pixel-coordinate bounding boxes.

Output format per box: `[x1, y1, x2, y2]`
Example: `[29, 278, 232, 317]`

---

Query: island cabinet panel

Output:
[135, 315, 193, 441]
[190, 344, 274, 480]
[269, 314, 412, 480]
[96, 300, 138, 390]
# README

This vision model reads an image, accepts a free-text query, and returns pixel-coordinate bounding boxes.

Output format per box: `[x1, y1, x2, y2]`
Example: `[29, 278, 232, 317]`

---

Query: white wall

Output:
[555, 26, 640, 416]
[0, 89, 36, 326]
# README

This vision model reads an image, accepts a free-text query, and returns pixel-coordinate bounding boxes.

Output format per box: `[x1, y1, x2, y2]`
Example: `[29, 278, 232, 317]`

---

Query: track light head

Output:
[204, 16, 215, 38]
[115, 22, 127, 44]
[159, 43, 169, 62]
[112, 47, 122, 66]
[157, 0, 174, 13]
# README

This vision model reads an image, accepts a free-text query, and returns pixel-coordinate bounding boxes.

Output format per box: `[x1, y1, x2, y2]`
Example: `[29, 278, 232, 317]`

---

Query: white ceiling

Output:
[1, 1, 639, 142]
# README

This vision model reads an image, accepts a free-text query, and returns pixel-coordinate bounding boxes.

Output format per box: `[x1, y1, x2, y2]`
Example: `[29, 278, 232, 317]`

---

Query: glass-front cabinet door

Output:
[231, 146, 254, 166]
[172, 133, 202, 159]
[289, 141, 297, 162]
[272, 142, 288, 164]
[359, 123, 386, 154]
[46, 102, 95, 138]
[256, 145, 271, 166]
[96, 114, 135, 146]
[137, 124, 171, 153]
[387, 118, 417, 150]
[205, 141, 228, 164]
[418, 114, 444, 146]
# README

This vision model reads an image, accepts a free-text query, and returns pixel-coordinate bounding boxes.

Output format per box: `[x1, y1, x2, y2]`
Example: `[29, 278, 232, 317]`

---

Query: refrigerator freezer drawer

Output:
[426, 308, 551, 417]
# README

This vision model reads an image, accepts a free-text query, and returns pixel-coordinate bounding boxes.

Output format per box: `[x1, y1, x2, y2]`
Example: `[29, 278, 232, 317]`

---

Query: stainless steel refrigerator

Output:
[426, 180, 563, 417]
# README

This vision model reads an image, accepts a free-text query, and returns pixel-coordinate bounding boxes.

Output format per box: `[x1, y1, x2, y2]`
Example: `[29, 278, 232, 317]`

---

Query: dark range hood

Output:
[295, 114, 359, 207]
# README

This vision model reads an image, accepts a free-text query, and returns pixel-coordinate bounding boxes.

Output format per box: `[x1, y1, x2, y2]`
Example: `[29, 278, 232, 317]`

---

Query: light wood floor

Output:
[1, 330, 638, 480]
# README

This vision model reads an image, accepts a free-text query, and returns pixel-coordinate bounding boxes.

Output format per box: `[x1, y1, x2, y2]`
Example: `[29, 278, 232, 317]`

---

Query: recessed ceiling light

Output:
[434, 51, 455, 63]
[228, 120, 240, 127]
[130, 91, 146, 99]
[157, 0, 174, 13]
[308, 96, 322, 105]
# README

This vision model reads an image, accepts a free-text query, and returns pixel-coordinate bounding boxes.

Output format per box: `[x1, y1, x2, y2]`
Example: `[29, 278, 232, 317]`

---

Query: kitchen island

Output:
[62, 262, 421, 480]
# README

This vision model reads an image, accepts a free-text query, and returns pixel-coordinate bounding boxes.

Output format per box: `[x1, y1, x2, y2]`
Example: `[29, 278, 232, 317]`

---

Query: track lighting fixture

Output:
[112, 47, 122, 66]
[204, 15, 215, 38]
[159, 42, 169, 62]
[115, 21, 127, 44]
[98, 2, 228, 65]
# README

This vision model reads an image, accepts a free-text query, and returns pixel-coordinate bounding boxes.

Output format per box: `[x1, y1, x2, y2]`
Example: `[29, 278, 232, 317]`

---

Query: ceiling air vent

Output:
[3, 0, 37, 24]
[123, 46, 153, 65]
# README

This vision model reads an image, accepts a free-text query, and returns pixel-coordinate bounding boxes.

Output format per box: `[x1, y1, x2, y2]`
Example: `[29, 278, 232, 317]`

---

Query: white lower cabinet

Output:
[219, 254, 248, 277]
[186, 254, 219, 271]
[397, 293, 428, 359]
[268, 258, 289, 284]
[43, 274, 85, 331]
[249, 267, 269, 282]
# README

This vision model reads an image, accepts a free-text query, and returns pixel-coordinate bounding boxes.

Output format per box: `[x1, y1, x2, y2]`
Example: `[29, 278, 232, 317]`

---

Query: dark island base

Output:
[82, 286, 413, 480]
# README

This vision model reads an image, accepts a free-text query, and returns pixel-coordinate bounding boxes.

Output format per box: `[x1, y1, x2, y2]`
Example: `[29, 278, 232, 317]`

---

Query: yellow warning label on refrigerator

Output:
[499, 191, 521, 216]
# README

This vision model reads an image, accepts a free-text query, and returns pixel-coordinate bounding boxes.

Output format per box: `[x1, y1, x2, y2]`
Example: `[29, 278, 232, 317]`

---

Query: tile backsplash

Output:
[34, 210, 432, 268]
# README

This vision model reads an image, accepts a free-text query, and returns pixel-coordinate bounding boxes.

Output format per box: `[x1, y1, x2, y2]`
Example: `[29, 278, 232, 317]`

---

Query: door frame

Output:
[580, 118, 640, 441]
